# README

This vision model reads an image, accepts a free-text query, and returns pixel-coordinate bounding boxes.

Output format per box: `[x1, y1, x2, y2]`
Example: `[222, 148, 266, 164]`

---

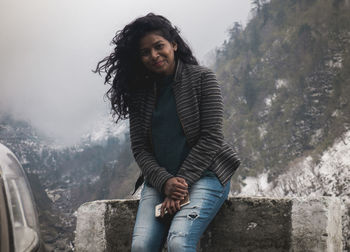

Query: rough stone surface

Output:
[291, 197, 342, 252]
[104, 200, 138, 251]
[200, 197, 292, 252]
[74, 196, 342, 252]
[74, 201, 107, 252]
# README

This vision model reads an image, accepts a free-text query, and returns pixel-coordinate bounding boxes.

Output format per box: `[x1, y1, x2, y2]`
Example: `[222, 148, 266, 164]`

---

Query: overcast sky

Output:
[0, 0, 252, 145]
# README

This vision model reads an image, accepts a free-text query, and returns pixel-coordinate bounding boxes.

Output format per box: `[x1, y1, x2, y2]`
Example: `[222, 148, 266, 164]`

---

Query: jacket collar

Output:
[173, 59, 183, 84]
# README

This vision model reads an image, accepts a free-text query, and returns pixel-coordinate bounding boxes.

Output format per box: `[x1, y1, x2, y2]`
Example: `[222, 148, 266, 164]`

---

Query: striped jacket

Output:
[129, 60, 240, 193]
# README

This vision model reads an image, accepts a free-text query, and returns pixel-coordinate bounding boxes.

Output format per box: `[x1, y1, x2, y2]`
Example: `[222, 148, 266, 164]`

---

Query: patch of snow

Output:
[238, 96, 248, 105]
[20, 156, 29, 165]
[258, 124, 267, 139]
[239, 173, 273, 196]
[90, 175, 100, 184]
[275, 79, 288, 89]
[264, 94, 277, 108]
[45, 188, 66, 202]
[272, 39, 281, 48]
[260, 93, 277, 117]
[332, 109, 341, 117]
[81, 117, 128, 145]
[326, 54, 343, 69]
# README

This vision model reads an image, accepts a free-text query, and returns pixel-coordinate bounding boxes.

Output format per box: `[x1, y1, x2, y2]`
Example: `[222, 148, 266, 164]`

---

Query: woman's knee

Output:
[131, 236, 160, 252]
[167, 231, 196, 252]
[167, 234, 184, 252]
[131, 238, 144, 252]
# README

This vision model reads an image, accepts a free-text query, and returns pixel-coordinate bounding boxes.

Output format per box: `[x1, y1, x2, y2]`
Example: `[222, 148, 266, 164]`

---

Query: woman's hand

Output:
[160, 197, 181, 217]
[163, 177, 188, 200]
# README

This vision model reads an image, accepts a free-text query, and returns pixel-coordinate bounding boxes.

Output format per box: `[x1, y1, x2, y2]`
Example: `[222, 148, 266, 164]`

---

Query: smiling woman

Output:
[139, 33, 178, 76]
[94, 13, 240, 252]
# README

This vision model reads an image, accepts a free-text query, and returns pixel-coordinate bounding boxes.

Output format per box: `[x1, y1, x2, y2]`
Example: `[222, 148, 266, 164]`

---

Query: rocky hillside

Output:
[0, 113, 138, 251]
[216, 0, 350, 187]
[214, 0, 350, 250]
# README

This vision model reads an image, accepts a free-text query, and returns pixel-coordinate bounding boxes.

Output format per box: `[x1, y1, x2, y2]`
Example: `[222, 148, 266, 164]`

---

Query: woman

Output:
[95, 13, 240, 252]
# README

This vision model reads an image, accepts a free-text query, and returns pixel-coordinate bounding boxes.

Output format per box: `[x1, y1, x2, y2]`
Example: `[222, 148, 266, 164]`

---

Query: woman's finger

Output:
[168, 184, 187, 195]
[167, 200, 173, 215]
[168, 188, 187, 198]
[169, 187, 188, 198]
[175, 200, 181, 211]
[176, 177, 188, 187]
[174, 182, 188, 190]
[173, 187, 188, 195]
[171, 192, 186, 200]
[161, 201, 167, 218]
[170, 200, 177, 214]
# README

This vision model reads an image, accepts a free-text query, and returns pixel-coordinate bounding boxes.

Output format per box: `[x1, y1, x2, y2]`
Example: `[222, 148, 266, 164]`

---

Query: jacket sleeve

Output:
[129, 104, 174, 193]
[176, 69, 225, 187]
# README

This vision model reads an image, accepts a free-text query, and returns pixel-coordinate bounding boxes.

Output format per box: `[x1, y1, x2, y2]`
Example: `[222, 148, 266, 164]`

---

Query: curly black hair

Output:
[95, 13, 198, 122]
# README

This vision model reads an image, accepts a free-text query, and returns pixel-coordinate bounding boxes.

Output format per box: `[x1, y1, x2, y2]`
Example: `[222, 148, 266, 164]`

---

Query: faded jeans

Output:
[131, 176, 230, 252]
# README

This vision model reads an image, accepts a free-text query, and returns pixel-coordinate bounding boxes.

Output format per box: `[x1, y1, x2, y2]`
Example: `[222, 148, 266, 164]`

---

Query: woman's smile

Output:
[153, 60, 165, 67]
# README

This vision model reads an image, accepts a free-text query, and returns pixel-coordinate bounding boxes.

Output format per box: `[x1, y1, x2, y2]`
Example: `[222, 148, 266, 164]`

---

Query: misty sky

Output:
[0, 0, 252, 145]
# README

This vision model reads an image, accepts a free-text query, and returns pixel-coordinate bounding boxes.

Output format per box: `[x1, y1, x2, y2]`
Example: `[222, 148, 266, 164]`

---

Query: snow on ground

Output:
[238, 173, 272, 196]
[81, 117, 128, 145]
[275, 79, 288, 89]
[237, 130, 350, 198]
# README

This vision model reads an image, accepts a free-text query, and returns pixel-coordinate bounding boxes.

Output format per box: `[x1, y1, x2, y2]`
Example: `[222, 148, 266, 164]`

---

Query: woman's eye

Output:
[140, 50, 149, 56]
[155, 44, 164, 50]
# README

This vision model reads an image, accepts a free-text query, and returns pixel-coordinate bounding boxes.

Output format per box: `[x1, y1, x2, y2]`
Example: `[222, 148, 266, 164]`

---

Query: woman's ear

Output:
[172, 42, 178, 52]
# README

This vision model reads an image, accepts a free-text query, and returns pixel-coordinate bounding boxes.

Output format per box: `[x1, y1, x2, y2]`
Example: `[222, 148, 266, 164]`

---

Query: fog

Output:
[0, 0, 251, 145]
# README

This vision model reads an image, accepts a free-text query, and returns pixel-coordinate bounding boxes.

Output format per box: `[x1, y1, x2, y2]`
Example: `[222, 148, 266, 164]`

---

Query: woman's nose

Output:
[151, 49, 159, 59]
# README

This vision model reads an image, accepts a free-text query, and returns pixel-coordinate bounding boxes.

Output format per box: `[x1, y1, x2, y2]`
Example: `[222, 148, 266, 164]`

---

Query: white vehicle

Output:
[0, 143, 44, 252]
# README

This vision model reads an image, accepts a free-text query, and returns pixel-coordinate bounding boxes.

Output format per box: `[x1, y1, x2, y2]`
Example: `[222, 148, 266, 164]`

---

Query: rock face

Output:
[75, 200, 138, 252]
[74, 196, 342, 252]
[0, 114, 136, 250]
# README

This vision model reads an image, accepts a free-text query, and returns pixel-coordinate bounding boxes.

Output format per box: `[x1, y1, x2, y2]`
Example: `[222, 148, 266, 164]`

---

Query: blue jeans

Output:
[131, 176, 230, 252]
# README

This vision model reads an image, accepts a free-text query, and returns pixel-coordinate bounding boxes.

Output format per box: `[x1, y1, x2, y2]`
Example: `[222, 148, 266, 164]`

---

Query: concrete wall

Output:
[74, 196, 343, 252]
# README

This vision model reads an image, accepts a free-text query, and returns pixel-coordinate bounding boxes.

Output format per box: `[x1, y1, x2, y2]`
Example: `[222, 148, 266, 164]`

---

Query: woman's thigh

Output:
[167, 176, 230, 252]
[131, 184, 169, 252]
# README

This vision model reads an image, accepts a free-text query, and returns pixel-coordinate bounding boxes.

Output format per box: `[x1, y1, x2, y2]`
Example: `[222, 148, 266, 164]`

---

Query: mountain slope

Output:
[0, 113, 137, 251]
[215, 0, 350, 188]
[214, 0, 350, 249]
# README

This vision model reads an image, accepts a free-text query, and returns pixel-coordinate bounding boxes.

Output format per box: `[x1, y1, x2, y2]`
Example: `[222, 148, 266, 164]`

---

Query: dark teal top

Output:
[151, 75, 190, 175]
[151, 75, 216, 177]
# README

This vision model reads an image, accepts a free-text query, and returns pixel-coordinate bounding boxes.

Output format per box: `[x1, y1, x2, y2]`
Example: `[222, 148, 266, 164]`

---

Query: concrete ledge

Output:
[74, 196, 342, 251]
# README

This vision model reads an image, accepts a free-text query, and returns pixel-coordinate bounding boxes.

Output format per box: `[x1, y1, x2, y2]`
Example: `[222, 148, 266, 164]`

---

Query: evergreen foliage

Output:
[214, 0, 350, 190]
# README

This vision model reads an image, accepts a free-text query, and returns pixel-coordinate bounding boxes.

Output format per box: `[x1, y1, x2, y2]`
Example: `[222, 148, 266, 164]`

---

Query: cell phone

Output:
[155, 195, 190, 218]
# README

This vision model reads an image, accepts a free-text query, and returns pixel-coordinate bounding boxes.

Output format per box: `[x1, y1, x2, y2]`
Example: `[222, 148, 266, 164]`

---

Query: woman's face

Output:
[139, 32, 177, 76]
